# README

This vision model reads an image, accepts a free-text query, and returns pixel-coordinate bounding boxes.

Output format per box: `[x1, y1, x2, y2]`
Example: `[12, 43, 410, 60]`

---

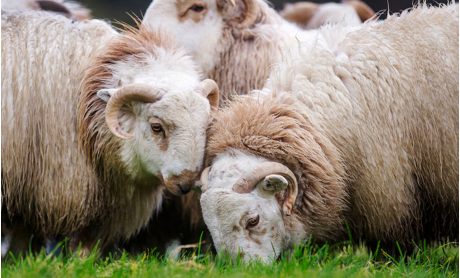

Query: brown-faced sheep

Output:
[199, 3, 458, 261]
[1, 10, 219, 257]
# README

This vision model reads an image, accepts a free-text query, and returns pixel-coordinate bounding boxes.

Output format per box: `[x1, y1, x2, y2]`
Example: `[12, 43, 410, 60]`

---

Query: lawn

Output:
[2, 239, 458, 278]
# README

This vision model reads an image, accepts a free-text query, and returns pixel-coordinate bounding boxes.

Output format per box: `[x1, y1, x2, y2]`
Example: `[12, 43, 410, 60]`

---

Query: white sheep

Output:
[142, 0, 373, 101]
[1, 10, 219, 257]
[199, 3, 458, 262]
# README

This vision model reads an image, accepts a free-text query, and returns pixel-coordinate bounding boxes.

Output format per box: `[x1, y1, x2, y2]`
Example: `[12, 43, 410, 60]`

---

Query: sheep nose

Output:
[178, 184, 192, 195]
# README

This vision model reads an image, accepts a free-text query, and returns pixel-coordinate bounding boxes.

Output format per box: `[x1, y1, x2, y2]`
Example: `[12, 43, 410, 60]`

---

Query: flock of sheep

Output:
[1, 0, 458, 262]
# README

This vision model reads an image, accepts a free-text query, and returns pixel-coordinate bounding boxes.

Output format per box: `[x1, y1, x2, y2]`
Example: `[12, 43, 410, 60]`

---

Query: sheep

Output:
[142, 0, 332, 102]
[280, 0, 375, 30]
[1, 0, 91, 20]
[1, 10, 219, 257]
[198, 3, 459, 262]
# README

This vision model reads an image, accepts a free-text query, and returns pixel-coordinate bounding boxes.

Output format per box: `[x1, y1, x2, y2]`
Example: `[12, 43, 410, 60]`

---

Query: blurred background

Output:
[78, 0, 450, 26]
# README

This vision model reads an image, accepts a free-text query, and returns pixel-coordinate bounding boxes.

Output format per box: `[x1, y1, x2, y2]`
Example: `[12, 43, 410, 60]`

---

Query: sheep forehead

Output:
[112, 55, 200, 90]
[205, 191, 281, 231]
[149, 89, 210, 118]
[208, 150, 270, 190]
[158, 91, 209, 136]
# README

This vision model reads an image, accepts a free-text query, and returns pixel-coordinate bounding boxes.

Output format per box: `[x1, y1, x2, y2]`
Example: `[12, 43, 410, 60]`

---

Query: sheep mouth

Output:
[161, 169, 198, 196]
[178, 183, 192, 195]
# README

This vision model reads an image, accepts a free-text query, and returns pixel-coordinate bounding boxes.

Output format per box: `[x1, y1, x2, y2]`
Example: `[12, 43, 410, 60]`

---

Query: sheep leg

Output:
[67, 228, 95, 256]
[2, 219, 45, 260]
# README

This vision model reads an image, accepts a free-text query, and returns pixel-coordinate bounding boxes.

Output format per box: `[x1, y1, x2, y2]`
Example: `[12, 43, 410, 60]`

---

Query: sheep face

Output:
[200, 151, 293, 262]
[121, 89, 210, 195]
[98, 64, 219, 195]
[143, 0, 223, 72]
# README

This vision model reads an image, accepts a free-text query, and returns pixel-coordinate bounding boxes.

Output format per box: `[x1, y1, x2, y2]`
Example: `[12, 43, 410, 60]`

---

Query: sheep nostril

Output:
[178, 184, 191, 195]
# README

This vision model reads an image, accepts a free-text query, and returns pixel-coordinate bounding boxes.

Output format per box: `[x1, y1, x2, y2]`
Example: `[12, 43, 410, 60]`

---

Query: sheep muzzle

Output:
[163, 169, 199, 196]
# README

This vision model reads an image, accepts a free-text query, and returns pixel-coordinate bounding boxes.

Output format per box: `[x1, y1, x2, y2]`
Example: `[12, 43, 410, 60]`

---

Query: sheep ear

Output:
[257, 174, 288, 196]
[97, 88, 118, 103]
[342, 0, 375, 22]
[279, 2, 319, 28]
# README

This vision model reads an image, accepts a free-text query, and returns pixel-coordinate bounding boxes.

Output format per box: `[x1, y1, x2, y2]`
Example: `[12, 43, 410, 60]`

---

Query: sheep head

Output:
[78, 24, 221, 196]
[143, 0, 261, 72]
[199, 151, 299, 262]
[96, 78, 218, 196]
[197, 96, 347, 262]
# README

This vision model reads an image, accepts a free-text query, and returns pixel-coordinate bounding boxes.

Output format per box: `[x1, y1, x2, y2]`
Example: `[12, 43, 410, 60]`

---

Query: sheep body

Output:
[200, 4, 458, 260]
[2, 10, 216, 256]
[2, 12, 116, 251]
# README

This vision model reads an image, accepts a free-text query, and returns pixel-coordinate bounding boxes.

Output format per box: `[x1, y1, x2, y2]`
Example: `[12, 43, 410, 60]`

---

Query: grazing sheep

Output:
[199, 4, 458, 261]
[1, 0, 91, 20]
[1, 10, 219, 257]
[280, 0, 375, 30]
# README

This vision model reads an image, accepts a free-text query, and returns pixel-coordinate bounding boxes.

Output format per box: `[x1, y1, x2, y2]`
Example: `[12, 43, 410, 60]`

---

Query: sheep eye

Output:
[246, 215, 259, 229]
[151, 123, 163, 133]
[190, 5, 204, 12]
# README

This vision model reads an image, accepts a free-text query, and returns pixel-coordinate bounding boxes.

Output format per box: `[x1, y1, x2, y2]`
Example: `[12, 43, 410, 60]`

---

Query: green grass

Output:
[2, 240, 458, 278]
